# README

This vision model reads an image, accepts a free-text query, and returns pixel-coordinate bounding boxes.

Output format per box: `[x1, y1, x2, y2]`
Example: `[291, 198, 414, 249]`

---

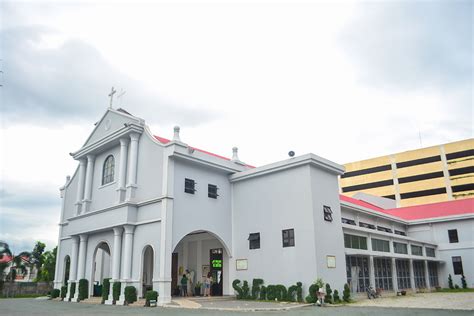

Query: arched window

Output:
[102, 155, 115, 185]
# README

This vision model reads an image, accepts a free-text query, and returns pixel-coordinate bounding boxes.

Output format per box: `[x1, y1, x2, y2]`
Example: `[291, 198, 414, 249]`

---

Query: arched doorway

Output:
[141, 246, 154, 297]
[63, 255, 71, 285]
[90, 242, 111, 297]
[172, 231, 230, 297]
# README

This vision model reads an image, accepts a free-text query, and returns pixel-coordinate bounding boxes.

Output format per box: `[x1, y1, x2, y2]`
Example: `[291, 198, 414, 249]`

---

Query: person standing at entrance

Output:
[186, 269, 193, 297]
[180, 274, 188, 297]
[204, 272, 213, 297]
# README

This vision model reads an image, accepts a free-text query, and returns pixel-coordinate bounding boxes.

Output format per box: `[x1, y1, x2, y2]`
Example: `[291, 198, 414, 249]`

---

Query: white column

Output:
[72, 234, 88, 302]
[409, 259, 416, 291]
[369, 255, 376, 288]
[424, 260, 431, 290]
[116, 138, 129, 203]
[82, 155, 95, 212]
[126, 133, 140, 200]
[106, 227, 123, 305]
[75, 160, 86, 214]
[391, 257, 399, 292]
[118, 225, 135, 304]
[66, 236, 79, 302]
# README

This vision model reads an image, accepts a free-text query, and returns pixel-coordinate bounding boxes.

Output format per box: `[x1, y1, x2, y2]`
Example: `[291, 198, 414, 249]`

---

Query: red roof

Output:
[154, 135, 255, 168]
[340, 195, 474, 221]
[0, 255, 30, 264]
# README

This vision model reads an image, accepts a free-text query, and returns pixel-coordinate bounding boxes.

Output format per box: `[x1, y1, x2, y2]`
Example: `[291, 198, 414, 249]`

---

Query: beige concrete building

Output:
[340, 139, 474, 207]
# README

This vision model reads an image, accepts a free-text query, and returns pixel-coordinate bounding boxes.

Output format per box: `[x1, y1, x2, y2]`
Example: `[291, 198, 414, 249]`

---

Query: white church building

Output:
[54, 108, 473, 304]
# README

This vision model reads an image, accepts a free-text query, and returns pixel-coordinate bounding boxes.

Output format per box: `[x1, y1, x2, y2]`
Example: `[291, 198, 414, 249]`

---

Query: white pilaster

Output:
[75, 160, 86, 214]
[409, 259, 416, 291]
[66, 236, 79, 302]
[369, 255, 376, 288]
[126, 133, 140, 201]
[391, 257, 399, 292]
[116, 138, 129, 203]
[106, 227, 123, 305]
[82, 155, 95, 212]
[424, 260, 431, 290]
[118, 225, 135, 304]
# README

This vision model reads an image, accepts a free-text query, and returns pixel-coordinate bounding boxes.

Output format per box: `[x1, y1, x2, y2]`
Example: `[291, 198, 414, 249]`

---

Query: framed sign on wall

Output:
[327, 255, 336, 268]
[236, 259, 248, 271]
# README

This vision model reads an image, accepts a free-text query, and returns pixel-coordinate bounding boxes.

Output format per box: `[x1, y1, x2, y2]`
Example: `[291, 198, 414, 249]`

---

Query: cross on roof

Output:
[108, 87, 117, 108]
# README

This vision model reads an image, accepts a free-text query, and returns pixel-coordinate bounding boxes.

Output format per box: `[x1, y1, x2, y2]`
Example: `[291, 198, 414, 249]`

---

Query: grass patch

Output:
[435, 288, 474, 293]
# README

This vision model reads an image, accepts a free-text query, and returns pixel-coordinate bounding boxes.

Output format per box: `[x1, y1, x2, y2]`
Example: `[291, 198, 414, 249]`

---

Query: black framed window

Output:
[372, 238, 390, 252]
[341, 218, 356, 225]
[208, 184, 219, 199]
[411, 245, 423, 256]
[394, 230, 407, 236]
[323, 205, 333, 222]
[452, 256, 463, 275]
[426, 247, 436, 258]
[359, 222, 376, 230]
[248, 233, 260, 249]
[377, 226, 393, 233]
[344, 234, 367, 250]
[448, 229, 459, 243]
[102, 155, 115, 185]
[184, 178, 196, 194]
[282, 229, 295, 247]
[393, 242, 408, 254]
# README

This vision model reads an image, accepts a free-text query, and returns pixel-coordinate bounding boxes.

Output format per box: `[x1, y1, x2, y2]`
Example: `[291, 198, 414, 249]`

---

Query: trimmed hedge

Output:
[305, 283, 318, 303]
[325, 284, 333, 304]
[69, 282, 76, 300]
[232, 280, 244, 299]
[343, 283, 351, 302]
[287, 282, 303, 302]
[102, 278, 111, 303]
[333, 289, 340, 303]
[60, 286, 67, 300]
[51, 289, 60, 299]
[112, 281, 121, 303]
[78, 279, 89, 300]
[124, 286, 137, 305]
[251, 279, 264, 299]
[145, 290, 158, 307]
[233, 279, 303, 302]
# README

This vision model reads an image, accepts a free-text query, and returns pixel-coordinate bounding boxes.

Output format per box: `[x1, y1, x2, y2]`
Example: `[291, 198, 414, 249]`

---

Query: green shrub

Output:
[325, 283, 333, 304]
[60, 286, 67, 299]
[275, 285, 287, 301]
[287, 283, 299, 302]
[241, 281, 250, 299]
[124, 286, 137, 305]
[448, 274, 454, 289]
[333, 290, 340, 303]
[305, 283, 318, 303]
[102, 278, 111, 303]
[232, 279, 244, 299]
[455, 284, 460, 289]
[112, 282, 121, 303]
[343, 283, 351, 302]
[145, 290, 158, 307]
[259, 285, 267, 300]
[51, 289, 60, 298]
[266, 285, 276, 301]
[69, 282, 76, 300]
[78, 279, 89, 300]
[461, 274, 467, 289]
[251, 279, 264, 299]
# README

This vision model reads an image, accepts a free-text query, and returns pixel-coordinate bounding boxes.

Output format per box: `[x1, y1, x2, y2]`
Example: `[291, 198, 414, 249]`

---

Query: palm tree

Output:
[0, 241, 12, 281]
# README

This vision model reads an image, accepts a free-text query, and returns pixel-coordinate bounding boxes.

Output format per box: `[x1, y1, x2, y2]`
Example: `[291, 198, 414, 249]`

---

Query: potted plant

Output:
[194, 281, 202, 296]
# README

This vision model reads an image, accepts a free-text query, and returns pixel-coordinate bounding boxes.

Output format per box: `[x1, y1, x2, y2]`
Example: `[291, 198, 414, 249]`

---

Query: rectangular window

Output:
[377, 226, 393, 233]
[372, 238, 390, 252]
[393, 242, 408, 254]
[323, 205, 333, 222]
[428, 262, 439, 287]
[282, 229, 295, 247]
[208, 184, 219, 199]
[396, 259, 411, 289]
[448, 229, 459, 243]
[184, 178, 196, 194]
[426, 247, 435, 258]
[411, 245, 423, 256]
[344, 234, 368, 250]
[374, 257, 393, 290]
[394, 230, 407, 236]
[413, 260, 426, 288]
[359, 222, 376, 230]
[248, 233, 260, 250]
[452, 256, 463, 275]
[346, 255, 370, 292]
[341, 218, 356, 225]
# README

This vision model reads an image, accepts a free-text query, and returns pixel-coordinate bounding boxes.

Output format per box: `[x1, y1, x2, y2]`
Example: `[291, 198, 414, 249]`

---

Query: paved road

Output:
[0, 299, 472, 316]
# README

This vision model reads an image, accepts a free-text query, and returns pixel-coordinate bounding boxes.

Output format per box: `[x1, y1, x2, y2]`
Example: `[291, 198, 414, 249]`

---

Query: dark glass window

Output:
[394, 230, 407, 236]
[341, 218, 356, 225]
[344, 234, 367, 250]
[396, 259, 411, 289]
[372, 238, 390, 252]
[323, 205, 333, 222]
[393, 242, 408, 254]
[359, 222, 376, 230]
[184, 178, 196, 194]
[452, 256, 463, 275]
[282, 229, 295, 247]
[377, 226, 393, 233]
[208, 184, 218, 199]
[426, 247, 436, 258]
[248, 233, 260, 250]
[448, 229, 459, 243]
[411, 245, 423, 256]
[102, 155, 115, 185]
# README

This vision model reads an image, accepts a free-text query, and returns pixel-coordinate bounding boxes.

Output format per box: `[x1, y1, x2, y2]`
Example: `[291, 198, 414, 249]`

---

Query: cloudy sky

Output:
[0, 0, 472, 253]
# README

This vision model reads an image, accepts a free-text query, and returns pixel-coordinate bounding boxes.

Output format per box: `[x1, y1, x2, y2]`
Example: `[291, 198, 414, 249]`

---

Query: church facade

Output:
[53, 108, 473, 304]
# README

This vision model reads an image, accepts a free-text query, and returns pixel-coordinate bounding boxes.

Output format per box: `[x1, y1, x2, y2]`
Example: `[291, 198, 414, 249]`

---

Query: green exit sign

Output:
[212, 259, 222, 268]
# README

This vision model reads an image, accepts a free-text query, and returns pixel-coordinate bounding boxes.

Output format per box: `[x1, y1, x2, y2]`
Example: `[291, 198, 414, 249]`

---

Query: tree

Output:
[31, 241, 46, 272]
[0, 241, 12, 281]
[37, 247, 57, 282]
[448, 274, 454, 289]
